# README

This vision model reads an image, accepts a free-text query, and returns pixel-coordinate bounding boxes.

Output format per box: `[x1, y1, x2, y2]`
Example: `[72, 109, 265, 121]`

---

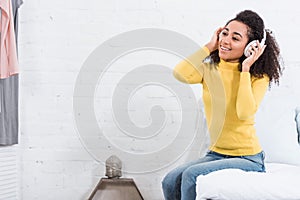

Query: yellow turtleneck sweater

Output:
[173, 47, 269, 156]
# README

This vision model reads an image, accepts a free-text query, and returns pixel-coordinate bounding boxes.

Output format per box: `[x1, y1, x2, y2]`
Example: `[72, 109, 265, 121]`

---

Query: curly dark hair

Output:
[209, 10, 283, 86]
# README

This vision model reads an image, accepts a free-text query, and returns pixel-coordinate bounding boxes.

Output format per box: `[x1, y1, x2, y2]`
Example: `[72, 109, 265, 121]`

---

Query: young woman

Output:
[162, 10, 282, 200]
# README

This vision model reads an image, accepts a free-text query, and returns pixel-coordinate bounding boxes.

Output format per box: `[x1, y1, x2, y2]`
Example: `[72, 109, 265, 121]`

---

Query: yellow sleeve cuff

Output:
[240, 72, 251, 84]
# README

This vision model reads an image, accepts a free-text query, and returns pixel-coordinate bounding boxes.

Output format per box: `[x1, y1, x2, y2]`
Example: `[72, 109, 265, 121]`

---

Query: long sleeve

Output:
[173, 47, 210, 84]
[236, 72, 269, 120]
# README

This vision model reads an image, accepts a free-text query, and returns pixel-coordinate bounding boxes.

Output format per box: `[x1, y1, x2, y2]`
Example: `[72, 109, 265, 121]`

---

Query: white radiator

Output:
[0, 146, 18, 200]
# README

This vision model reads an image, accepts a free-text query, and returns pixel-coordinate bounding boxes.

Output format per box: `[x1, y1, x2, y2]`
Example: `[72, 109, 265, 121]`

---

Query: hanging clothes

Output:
[0, 0, 23, 145]
[0, 0, 19, 79]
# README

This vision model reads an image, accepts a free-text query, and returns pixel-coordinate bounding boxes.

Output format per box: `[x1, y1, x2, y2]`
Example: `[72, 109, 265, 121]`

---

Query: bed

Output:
[196, 106, 300, 200]
[196, 162, 300, 200]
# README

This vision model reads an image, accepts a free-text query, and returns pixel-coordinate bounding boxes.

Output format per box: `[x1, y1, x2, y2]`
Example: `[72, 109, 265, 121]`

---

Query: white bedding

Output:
[196, 163, 300, 200]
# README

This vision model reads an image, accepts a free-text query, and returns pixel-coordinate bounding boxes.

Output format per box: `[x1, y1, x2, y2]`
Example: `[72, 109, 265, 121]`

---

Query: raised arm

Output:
[173, 47, 209, 84]
[173, 27, 224, 84]
[236, 37, 269, 120]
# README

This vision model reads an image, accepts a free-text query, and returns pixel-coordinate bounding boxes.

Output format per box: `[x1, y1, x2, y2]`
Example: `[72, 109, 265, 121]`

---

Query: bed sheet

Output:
[196, 163, 300, 200]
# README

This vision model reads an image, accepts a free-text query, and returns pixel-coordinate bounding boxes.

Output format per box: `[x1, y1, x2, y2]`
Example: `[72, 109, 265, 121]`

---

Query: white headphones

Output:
[244, 30, 267, 57]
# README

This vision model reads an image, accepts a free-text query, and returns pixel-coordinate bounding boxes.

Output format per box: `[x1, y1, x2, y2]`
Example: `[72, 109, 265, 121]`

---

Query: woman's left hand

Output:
[242, 41, 267, 72]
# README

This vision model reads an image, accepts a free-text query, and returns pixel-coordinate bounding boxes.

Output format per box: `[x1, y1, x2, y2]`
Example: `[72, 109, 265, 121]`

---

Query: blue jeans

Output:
[161, 151, 265, 200]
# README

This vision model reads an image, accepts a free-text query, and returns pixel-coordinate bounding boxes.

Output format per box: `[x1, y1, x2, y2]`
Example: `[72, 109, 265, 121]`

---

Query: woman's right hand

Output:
[205, 27, 224, 53]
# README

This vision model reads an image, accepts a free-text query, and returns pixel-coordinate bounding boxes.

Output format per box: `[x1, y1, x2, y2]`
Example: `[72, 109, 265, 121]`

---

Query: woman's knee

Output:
[162, 173, 174, 189]
[181, 167, 201, 183]
[162, 174, 177, 199]
[181, 168, 192, 182]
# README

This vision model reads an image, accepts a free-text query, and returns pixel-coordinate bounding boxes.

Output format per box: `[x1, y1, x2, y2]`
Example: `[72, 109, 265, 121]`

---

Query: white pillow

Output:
[256, 104, 300, 165]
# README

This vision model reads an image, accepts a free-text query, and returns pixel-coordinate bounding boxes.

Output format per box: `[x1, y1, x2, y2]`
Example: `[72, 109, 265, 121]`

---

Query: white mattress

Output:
[196, 163, 300, 200]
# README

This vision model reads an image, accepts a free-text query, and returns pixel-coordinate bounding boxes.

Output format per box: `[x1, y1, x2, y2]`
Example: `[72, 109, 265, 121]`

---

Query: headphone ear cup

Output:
[244, 40, 257, 57]
[244, 31, 267, 57]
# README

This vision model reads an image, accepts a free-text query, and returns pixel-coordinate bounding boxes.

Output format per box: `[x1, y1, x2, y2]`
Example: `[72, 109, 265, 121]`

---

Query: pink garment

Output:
[0, 0, 19, 79]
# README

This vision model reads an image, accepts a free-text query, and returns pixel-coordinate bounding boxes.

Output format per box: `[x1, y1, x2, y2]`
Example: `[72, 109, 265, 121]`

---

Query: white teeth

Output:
[221, 46, 230, 51]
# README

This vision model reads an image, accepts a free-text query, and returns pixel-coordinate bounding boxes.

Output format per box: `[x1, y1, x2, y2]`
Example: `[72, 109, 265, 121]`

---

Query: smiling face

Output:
[218, 20, 249, 63]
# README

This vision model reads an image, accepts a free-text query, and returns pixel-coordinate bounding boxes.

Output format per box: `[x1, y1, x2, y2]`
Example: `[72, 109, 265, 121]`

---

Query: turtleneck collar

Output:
[218, 59, 240, 71]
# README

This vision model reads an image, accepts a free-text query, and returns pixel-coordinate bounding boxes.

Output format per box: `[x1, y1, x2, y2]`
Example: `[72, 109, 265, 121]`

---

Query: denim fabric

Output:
[162, 151, 265, 200]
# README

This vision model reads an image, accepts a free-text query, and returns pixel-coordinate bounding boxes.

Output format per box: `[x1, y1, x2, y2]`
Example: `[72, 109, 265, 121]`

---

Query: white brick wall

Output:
[18, 0, 300, 200]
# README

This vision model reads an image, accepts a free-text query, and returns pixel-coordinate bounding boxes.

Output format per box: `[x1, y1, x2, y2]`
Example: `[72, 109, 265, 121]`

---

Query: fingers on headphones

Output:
[250, 41, 258, 53]
[248, 41, 258, 56]
[252, 41, 262, 50]
[250, 41, 267, 57]
[254, 40, 259, 48]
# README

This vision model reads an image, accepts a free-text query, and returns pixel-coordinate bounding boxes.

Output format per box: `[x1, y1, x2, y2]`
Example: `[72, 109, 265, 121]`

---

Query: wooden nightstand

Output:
[88, 178, 144, 200]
